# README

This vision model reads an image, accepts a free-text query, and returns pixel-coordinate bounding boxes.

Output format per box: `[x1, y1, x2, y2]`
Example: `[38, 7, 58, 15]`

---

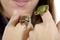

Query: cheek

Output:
[1, 0, 11, 9]
[1, 0, 15, 17]
[31, 0, 39, 7]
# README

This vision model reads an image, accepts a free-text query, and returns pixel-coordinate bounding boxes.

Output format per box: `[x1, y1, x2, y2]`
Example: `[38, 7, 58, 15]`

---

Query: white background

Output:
[54, 0, 60, 23]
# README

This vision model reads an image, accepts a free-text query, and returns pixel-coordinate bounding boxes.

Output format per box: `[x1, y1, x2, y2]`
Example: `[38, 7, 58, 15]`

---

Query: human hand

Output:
[2, 14, 32, 40]
[28, 11, 60, 40]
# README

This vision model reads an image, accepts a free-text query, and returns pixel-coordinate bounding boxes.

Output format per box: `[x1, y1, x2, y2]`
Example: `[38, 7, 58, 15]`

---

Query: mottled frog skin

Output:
[34, 5, 49, 16]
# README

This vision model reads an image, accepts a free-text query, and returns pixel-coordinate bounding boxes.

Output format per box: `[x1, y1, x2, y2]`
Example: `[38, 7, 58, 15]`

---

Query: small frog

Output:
[34, 5, 49, 16]
[31, 5, 49, 27]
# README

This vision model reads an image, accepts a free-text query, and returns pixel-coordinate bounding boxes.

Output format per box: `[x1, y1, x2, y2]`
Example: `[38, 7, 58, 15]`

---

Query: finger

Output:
[57, 21, 60, 33]
[41, 10, 58, 32]
[16, 22, 33, 33]
[23, 23, 33, 40]
[16, 22, 33, 40]
[41, 10, 55, 24]
[16, 23, 26, 30]
[16, 23, 32, 40]
[7, 14, 20, 26]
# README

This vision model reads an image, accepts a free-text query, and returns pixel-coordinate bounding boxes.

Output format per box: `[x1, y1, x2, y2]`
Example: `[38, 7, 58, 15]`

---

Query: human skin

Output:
[0, 0, 60, 40]
[28, 11, 60, 40]
[2, 13, 33, 40]
[57, 21, 60, 32]
[2, 10, 60, 40]
[0, 0, 39, 18]
[0, 0, 39, 40]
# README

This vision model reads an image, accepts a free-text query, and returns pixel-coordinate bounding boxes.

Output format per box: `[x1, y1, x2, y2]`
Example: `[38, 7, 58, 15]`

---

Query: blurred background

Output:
[54, 0, 60, 23]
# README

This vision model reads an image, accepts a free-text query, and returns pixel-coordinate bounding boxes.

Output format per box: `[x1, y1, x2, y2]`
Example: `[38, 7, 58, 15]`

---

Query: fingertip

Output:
[41, 10, 53, 23]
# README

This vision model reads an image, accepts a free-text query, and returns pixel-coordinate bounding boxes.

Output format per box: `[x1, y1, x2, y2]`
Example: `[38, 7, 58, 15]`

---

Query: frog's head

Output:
[34, 5, 49, 16]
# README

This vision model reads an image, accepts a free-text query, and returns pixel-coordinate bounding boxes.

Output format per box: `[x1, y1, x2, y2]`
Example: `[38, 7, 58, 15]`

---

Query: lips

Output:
[13, 0, 28, 7]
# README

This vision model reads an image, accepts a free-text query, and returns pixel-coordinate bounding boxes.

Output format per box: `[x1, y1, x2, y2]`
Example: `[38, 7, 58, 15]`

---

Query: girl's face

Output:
[1, 0, 39, 18]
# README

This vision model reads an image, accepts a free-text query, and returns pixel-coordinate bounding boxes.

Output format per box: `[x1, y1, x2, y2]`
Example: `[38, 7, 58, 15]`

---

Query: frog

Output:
[34, 5, 49, 16]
